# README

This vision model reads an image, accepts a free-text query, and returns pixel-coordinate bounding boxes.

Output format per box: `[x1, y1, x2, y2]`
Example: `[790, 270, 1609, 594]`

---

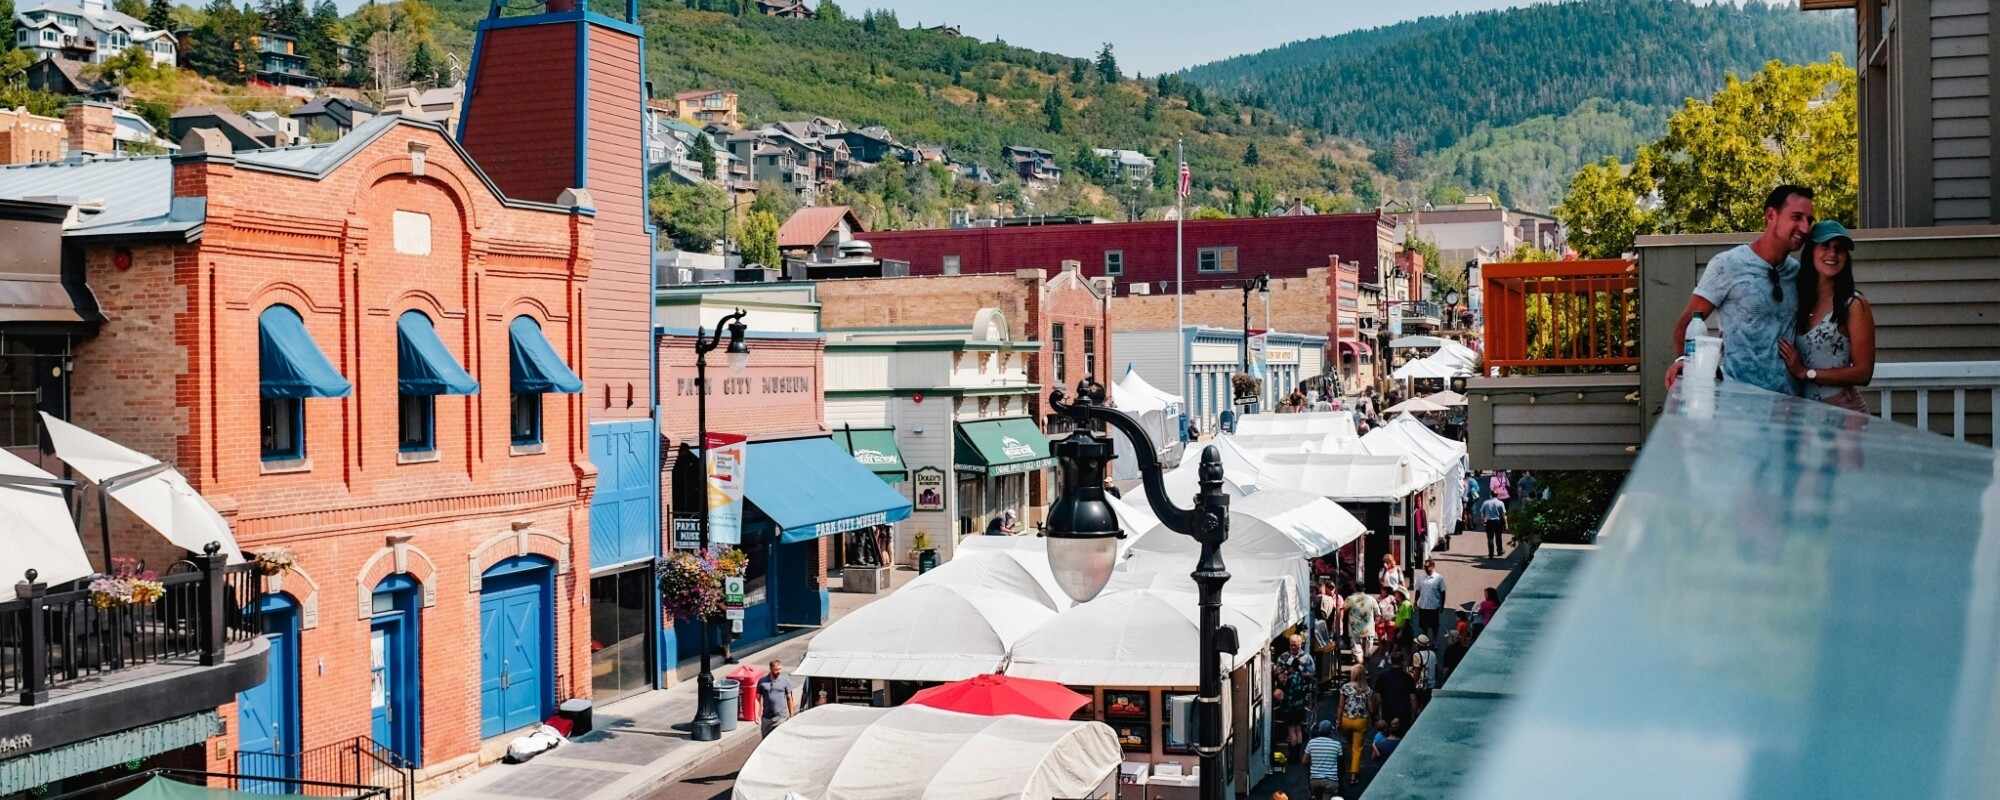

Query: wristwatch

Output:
[1806, 368, 1818, 381]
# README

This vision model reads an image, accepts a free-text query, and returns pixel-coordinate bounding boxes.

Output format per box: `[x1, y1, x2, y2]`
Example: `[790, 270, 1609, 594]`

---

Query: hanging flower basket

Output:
[658, 547, 748, 620]
[89, 558, 164, 609]
[251, 546, 299, 577]
[1232, 372, 1262, 401]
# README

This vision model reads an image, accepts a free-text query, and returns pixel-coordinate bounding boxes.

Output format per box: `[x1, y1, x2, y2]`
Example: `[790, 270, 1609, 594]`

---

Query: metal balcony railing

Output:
[1, 557, 262, 705]
[1481, 258, 1638, 374]
[237, 736, 416, 799]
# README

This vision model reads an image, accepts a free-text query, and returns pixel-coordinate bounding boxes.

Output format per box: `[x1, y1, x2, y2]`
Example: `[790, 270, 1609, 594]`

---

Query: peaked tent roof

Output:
[1006, 588, 1267, 686]
[734, 705, 1121, 800]
[796, 583, 1057, 682]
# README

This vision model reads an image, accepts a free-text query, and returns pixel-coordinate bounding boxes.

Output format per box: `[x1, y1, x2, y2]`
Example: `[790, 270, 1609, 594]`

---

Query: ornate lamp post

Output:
[1043, 380, 1237, 800]
[1240, 273, 1269, 413]
[687, 309, 749, 742]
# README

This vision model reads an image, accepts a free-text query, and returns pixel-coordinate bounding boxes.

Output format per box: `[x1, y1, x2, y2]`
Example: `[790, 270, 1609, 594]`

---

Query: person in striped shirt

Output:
[1303, 719, 1346, 800]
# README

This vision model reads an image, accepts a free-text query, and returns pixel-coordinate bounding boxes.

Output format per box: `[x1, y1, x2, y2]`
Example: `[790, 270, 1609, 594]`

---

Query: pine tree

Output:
[405, 39, 438, 88]
[1069, 59, 1085, 84]
[1242, 142, 1260, 166]
[1094, 43, 1118, 83]
[188, 0, 249, 81]
[1042, 83, 1063, 133]
[145, 0, 173, 32]
[692, 135, 717, 180]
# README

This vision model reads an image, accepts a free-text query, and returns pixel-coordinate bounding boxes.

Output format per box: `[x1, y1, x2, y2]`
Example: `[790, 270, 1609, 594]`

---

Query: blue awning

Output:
[259, 305, 351, 398]
[509, 316, 583, 394]
[743, 437, 913, 544]
[397, 310, 479, 395]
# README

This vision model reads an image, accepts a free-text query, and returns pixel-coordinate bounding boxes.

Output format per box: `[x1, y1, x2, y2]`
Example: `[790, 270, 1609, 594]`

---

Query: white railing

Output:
[1868, 360, 2000, 443]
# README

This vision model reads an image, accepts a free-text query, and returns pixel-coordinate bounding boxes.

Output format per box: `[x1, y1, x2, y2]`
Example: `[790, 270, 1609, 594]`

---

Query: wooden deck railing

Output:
[1482, 259, 1639, 373]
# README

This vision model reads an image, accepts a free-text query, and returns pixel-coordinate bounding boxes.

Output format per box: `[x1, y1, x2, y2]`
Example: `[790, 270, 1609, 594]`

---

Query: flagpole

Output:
[1175, 137, 1186, 436]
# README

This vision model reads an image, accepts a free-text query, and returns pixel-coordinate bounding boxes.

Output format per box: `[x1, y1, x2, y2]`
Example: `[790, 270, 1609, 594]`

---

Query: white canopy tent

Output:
[1389, 336, 1480, 365]
[1382, 396, 1450, 414]
[796, 583, 1057, 682]
[732, 705, 1122, 800]
[1110, 366, 1185, 481]
[1391, 353, 1471, 382]
[1005, 588, 1268, 686]
[905, 549, 1065, 610]
[1345, 415, 1469, 551]
[40, 413, 244, 564]
[1256, 451, 1439, 503]
[1425, 390, 1470, 406]
[1127, 488, 1363, 561]
[1233, 410, 1357, 439]
[1111, 550, 1311, 638]
[0, 449, 96, 600]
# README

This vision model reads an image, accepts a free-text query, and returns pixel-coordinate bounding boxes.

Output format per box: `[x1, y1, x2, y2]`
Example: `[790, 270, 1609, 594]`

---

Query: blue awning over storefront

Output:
[509, 316, 583, 394]
[258, 305, 351, 399]
[397, 310, 479, 395]
[743, 437, 913, 544]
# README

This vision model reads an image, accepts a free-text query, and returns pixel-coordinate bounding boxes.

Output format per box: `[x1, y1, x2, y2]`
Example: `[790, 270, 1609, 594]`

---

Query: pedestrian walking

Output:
[1411, 636, 1437, 716]
[1274, 634, 1317, 759]
[1370, 721, 1406, 764]
[1478, 494, 1509, 558]
[1336, 667, 1376, 783]
[1304, 720, 1346, 800]
[1372, 654, 1416, 735]
[1517, 471, 1539, 508]
[1414, 559, 1446, 642]
[1379, 553, 1403, 594]
[1440, 628, 1471, 686]
[756, 660, 796, 736]
[1344, 585, 1377, 663]
[1478, 587, 1501, 625]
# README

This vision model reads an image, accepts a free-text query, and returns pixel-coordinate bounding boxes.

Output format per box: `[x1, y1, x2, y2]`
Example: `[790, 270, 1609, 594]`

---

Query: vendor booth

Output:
[1110, 366, 1185, 481]
[798, 583, 1056, 695]
[1347, 415, 1470, 553]
[732, 704, 1123, 800]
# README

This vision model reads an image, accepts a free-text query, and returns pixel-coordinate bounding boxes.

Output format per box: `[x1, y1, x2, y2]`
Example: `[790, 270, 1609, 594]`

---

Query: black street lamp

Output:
[687, 308, 749, 742]
[1043, 380, 1236, 800]
[1240, 273, 1269, 413]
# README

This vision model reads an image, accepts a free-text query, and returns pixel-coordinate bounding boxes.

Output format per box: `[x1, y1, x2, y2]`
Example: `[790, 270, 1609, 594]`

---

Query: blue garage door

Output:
[590, 420, 660, 569]
[480, 559, 553, 738]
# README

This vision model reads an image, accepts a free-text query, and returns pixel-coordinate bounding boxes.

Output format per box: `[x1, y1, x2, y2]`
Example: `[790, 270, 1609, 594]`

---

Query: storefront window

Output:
[589, 567, 652, 702]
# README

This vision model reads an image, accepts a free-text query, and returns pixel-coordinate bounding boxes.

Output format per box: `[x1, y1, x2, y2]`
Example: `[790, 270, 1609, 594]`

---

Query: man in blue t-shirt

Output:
[1669, 185, 1816, 395]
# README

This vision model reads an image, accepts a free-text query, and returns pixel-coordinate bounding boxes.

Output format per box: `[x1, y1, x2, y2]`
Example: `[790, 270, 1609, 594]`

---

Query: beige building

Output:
[0, 106, 63, 164]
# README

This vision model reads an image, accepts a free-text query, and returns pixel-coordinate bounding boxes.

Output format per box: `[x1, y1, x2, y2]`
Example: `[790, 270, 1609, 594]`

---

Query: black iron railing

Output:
[0, 556, 261, 705]
[45, 768, 390, 800]
[237, 736, 416, 799]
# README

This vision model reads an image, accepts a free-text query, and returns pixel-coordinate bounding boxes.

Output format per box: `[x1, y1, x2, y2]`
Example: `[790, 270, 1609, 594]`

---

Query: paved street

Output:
[643, 730, 759, 800]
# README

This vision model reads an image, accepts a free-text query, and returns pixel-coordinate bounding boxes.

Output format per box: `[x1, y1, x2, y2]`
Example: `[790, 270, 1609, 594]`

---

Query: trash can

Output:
[715, 679, 741, 732]
[729, 665, 765, 722]
[557, 698, 594, 737]
[917, 548, 939, 574]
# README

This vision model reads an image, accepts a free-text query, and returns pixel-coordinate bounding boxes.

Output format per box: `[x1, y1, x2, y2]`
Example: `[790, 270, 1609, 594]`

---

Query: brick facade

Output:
[66, 120, 595, 786]
[0, 105, 63, 164]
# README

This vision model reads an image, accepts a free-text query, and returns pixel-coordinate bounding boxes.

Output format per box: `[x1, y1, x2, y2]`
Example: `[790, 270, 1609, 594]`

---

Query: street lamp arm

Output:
[695, 309, 749, 355]
[1048, 383, 1228, 544]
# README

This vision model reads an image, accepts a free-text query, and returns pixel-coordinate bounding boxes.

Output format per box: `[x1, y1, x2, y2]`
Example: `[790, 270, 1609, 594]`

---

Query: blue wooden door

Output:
[479, 564, 551, 738]
[589, 421, 659, 569]
[238, 596, 300, 791]
[369, 577, 421, 765]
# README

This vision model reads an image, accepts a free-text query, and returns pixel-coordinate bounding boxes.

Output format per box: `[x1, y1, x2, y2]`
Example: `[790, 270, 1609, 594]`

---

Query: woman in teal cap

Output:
[1778, 220, 1875, 412]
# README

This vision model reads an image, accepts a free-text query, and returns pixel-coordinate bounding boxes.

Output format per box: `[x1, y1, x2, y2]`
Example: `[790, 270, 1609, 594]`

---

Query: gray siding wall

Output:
[1930, 0, 1993, 225]
[1466, 375, 1642, 472]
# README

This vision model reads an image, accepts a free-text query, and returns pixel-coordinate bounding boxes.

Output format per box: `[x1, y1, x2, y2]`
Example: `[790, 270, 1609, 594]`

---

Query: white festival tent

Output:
[1345, 415, 1470, 551]
[1112, 550, 1312, 638]
[1389, 335, 1480, 367]
[1127, 488, 1364, 561]
[1256, 451, 1439, 503]
[0, 449, 96, 600]
[1391, 353, 1472, 381]
[40, 413, 245, 564]
[1233, 410, 1358, 439]
[1425, 390, 1470, 406]
[796, 583, 1058, 682]
[731, 704, 1123, 800]
[1110, 367, 1186, 481]
[904, 549, 1065, 610]
[1005, 588, 1269, 686]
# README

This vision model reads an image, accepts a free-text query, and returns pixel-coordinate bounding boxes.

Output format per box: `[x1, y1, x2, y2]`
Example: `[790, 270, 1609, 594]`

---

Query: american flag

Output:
[1177, 160, 1191, 199]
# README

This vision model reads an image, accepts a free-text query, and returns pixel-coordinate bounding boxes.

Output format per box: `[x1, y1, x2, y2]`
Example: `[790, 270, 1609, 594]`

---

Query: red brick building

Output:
[0, 117, 596, 788]
[856, 213, 1400, 295]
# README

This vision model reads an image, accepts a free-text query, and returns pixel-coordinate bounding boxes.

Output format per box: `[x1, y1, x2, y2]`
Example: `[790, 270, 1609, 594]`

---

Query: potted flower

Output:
[252, 546, 298, 592]
[88, 558, 164, 609]
[658, 547, 747, 621]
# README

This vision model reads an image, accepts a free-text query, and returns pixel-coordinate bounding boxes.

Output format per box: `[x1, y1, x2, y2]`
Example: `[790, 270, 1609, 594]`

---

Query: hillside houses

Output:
[1004, 145, 1061, 188]
[1092, 148, 1156, 183]
[13, 0, 177, 66]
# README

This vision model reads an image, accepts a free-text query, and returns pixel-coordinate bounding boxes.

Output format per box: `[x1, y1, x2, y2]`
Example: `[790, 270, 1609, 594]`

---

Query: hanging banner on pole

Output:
[706, 432, 748, 545]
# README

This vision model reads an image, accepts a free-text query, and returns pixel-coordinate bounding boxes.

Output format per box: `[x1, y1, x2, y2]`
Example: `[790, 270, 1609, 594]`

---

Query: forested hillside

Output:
[1182, 0, 1848, 153]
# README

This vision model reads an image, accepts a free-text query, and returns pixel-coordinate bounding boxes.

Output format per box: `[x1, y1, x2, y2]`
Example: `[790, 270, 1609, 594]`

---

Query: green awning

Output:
[836, 428, 907, 483]
[0, 712, 220, 795]
[120, 774, 316, 800]
[953, 417, 1056, 477]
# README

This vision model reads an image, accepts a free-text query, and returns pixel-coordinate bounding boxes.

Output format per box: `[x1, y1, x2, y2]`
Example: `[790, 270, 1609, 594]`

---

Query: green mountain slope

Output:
[1182, 0, 1849, 153]
[416, 2, 1380, 225]
[1425, 98, 1671, 211]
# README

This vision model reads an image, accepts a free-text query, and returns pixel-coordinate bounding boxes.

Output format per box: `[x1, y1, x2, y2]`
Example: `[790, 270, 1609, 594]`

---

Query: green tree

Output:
[1190, 206, 1230, 220]
[188, 0, 254, 81]
[405, 38, 439, 87]
[1094, 43, 1118, 83]
[749, 178, 800, 219]
[1251, 183, 1274, 217]
[1, 0, 14, 53]
[1353, 173, 1380, 207]
[114, 0, 147, 20]
[1068, 59, 1085, 84]
[739, 209, 781, 268]
[692, 134, 717, 180]
[145, 0, 174, 31]
[301, 0, 341, 83]
[649, 178, 729, 252]
[1242, 142, 1259, 166]
[1042, 82, 1063, 133]
[1556, 59, 1856, 257]
[815, 0, 843, 23]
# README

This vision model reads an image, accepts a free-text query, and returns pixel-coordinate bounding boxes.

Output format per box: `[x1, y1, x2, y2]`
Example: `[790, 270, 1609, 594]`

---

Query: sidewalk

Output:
[426, 567, 917, 800]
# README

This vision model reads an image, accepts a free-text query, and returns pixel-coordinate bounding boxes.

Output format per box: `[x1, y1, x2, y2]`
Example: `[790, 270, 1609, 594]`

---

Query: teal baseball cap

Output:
[1809, 220, 1853, 245]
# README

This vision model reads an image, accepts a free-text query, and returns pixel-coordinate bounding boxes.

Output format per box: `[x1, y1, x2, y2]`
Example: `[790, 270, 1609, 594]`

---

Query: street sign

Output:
[725, 607, 745, 621]
[723, 576, 745, 608]
[672, 514, 701, 551]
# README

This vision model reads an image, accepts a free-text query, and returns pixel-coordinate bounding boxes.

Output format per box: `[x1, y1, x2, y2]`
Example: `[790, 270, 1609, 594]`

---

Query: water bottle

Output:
[1683, 312, 1707, 357]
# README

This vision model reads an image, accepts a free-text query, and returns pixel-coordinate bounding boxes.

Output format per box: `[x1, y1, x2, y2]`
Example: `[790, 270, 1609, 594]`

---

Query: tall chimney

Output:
[64, 101, 116, 156]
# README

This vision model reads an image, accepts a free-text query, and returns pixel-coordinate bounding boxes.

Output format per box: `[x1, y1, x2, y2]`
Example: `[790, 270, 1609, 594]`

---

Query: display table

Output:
[1115, 762, 1201, 800]
[842, 565, 891, 593]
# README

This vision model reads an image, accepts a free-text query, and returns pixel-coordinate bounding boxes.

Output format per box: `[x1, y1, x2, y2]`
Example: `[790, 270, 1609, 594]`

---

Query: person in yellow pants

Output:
[1335, 666, 1376, 779]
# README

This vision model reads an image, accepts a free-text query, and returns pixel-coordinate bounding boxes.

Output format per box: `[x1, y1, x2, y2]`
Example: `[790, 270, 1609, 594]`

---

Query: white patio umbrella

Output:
[796, 583, 1057, 682]
[1425, 390, 1470, 406]
[0, 448, 95, 598]
[1383, 396, 1451, 414]
[40, 413, 244, 564]
[1005, 588, 1267, 686]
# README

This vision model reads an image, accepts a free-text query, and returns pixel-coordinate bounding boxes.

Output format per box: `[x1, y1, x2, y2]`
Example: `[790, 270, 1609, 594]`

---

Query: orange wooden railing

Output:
[1482, 258, 1639, 374]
